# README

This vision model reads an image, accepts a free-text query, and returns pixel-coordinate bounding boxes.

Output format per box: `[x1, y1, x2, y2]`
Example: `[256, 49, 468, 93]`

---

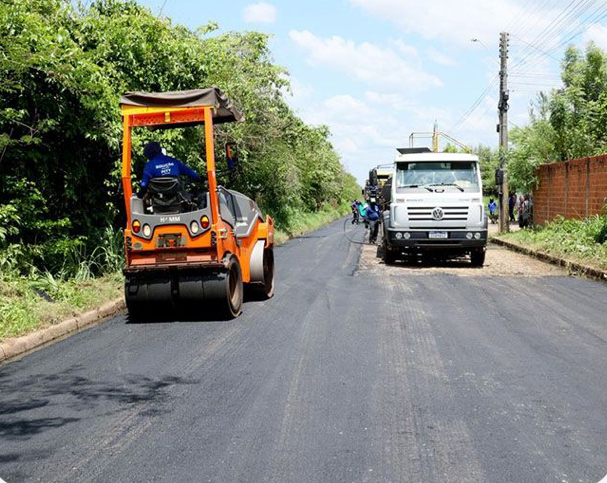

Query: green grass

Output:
[498, 215, 607, 271]
[274, 203, 351, 244]
[0, 204, 350, 342]
[0, 272, 123, 341]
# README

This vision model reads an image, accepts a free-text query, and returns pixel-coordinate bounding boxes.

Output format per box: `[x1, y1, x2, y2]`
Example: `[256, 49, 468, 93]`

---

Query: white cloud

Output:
[584, 24, 607, 50]
[427, 47, 456, 66]
[290, 91, 465, 183]
[394, 39, 418, 58]
[291, 93, 407, 181]
[242, 2, 277, 24]
[348, 0, 561, 46]
[289, 30, 442, 92]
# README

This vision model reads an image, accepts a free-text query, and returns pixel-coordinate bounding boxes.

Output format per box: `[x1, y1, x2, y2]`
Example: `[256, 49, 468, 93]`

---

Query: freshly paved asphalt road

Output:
[1, 219, 607, 483]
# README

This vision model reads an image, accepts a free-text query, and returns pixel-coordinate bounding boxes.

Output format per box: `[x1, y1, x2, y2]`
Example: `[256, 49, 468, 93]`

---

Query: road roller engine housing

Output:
[120, 88, 275, 319]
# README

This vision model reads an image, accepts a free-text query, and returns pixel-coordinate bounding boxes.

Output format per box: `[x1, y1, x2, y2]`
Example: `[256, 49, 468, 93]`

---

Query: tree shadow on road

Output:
[0, 366, 197, 441]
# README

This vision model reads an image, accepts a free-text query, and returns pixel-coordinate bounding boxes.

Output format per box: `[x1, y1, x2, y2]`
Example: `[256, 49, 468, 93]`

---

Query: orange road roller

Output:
[120, 88, 275, 319]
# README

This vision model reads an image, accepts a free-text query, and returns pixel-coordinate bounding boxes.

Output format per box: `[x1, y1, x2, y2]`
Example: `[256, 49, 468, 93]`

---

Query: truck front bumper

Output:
[385, 229, 487, 249]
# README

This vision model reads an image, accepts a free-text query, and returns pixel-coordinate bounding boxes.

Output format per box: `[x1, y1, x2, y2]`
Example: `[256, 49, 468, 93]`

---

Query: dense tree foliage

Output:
[508, 42, 607, 191]
[0, 0, 358, 274]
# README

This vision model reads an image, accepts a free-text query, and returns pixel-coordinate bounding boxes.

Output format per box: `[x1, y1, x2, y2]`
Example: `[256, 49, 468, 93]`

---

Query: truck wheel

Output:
[382, 240, 397, 265]
[470, 249, 486, 267]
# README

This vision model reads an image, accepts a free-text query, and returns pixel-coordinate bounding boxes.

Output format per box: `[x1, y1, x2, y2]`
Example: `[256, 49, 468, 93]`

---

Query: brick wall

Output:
[533, 155, 607, 225]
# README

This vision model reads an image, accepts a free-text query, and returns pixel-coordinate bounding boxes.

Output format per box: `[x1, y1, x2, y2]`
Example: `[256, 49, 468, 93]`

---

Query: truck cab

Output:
[382, 149, 487, 266]
[364, 164, 392, 209]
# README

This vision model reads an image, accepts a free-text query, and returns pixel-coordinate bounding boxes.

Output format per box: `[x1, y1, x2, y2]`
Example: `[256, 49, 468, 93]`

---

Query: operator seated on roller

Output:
[137, 141, 201, 198]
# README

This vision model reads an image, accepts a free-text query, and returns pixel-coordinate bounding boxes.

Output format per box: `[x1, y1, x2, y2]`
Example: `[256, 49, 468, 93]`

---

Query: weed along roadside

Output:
[492, 215, 607, 277]
[0, 207, 350, 363]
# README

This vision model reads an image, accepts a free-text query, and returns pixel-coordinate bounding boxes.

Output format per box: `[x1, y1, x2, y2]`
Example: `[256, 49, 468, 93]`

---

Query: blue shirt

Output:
[140, 154, 200, 190]
[488, 201, 497, 214]
[365, 205, 380, 221]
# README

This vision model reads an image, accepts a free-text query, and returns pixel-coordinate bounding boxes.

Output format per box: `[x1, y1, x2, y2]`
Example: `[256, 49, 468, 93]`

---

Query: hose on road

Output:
[343, 216, 371, 246]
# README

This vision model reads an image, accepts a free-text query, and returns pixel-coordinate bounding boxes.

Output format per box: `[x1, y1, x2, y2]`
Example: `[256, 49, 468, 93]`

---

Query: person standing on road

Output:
[364, 202, 381, 244]
[519, 194, 532, 228]
[488, 198, 498, 223]
[351, 200, 360, 224]
[508, 193, 516, 223]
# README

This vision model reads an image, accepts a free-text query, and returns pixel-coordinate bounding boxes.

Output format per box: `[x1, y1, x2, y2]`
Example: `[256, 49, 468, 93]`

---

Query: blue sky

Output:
[137, 0, 607, 183]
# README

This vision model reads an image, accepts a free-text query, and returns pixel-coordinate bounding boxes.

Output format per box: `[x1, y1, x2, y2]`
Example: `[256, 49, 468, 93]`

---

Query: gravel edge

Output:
[0, 298, 125, 365]
[491, 237, 607, 283]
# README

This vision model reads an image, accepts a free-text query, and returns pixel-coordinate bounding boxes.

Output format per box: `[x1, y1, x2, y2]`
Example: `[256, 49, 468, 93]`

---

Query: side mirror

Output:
[226, 143, 238, 170]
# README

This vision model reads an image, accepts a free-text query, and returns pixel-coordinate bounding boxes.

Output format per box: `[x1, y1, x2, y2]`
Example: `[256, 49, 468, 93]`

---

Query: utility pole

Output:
[432, 120, 439, 152]
[498, 32, 510, 233]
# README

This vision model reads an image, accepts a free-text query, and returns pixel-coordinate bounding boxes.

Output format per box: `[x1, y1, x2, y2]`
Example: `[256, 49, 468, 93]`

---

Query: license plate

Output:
[428, 231, 448, 239]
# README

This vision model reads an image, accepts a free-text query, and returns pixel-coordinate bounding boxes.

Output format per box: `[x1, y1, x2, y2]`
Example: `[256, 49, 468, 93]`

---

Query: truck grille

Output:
[407, 206, 469, 221]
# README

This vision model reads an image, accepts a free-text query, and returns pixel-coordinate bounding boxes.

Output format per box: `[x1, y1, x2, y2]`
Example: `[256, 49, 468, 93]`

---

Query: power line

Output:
[512, 0, 607, 72]
[450, 1, 607, 142]
[509, 0, 560, 38]
[449, 75, 499, 132]
[510, 0, 591, 70]
[512, 4, 607, 74]
[510, 0, 593, 69]
[158, 0, 169, 17]
[510, 33, 562, 62]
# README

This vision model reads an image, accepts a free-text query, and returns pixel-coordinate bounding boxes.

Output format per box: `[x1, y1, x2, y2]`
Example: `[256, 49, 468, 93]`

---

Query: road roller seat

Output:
[146, 177, 193, 214]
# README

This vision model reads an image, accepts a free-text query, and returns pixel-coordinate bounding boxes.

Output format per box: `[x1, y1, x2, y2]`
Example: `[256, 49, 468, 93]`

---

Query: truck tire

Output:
[470, 249, 486, 267]
[382, 239, 397, 265]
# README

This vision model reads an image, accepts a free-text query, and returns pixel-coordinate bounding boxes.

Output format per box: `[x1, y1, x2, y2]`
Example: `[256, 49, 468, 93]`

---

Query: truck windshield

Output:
[396, 161, 480, 192]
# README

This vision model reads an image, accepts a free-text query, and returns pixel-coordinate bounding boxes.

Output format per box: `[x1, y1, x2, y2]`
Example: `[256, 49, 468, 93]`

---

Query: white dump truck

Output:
[381, 148, 487, 266]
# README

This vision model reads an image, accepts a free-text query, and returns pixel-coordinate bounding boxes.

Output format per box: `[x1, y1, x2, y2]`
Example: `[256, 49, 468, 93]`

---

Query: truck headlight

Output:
[395, 232, 403, 239]
[466, 232, 473, 240]
[474, 232, 481, 240]
[403, 232, 411, 239]
[142, 224, 151, 238]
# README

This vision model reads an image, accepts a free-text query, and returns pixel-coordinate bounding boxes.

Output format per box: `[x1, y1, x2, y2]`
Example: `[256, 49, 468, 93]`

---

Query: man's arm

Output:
[138, 163, 152, 197]
[176, 160, 201, 181]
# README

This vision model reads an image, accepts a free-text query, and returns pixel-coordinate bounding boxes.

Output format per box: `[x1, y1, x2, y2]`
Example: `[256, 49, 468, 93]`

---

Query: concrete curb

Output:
[491, 237, 607, 283]
[0, 298, 125, 365]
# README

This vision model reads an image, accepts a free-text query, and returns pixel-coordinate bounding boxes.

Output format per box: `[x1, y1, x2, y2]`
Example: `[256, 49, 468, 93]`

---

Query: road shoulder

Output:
[0, 298, 125, 365]
[491, 236, 607, 283]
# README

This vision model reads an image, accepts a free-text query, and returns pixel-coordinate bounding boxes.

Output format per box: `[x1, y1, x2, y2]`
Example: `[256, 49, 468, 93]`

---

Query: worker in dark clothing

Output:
[365, 201, 381, 244]
[508, 193, 516, 222]
[351, 200, 360, 224]
[138, 141, 201, 197]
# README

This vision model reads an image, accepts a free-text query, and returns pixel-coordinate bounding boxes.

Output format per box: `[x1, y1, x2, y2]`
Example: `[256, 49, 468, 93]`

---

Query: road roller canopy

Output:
[120, 87, 244, 128]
